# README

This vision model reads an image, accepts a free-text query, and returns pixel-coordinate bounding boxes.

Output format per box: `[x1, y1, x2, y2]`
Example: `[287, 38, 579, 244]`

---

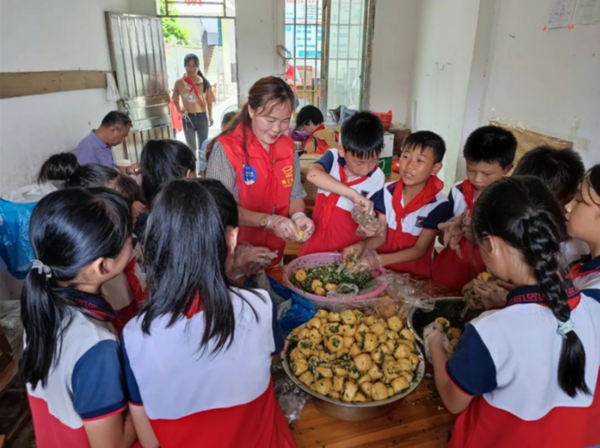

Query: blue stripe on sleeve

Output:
[446, 324, 498, 396]
[423, 200, 452, 230]
[270, 292, 285, 356]
[370, 188, 386, 215]
[315, 150, 335, 173]
[582, 288, 600, 304]
[71, 340, 126, 420]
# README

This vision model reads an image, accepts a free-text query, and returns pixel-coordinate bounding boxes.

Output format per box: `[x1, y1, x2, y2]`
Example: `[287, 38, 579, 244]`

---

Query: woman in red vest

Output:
[206, 76, 314, 268]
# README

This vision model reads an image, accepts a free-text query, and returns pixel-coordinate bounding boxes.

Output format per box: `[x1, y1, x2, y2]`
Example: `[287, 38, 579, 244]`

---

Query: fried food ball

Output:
[328, 312, 342, 323]
[333, 375, 345, 392]
[333, 366, 348, 377]
[363, 333, 378, 352]
[306, 318, 322, 330]
[341, 309, 358, 325]
[299, 371, 314, 386]
[292, 358, 309, 375]
[371, 382, 389, 401]
[400, 329, 416, 342]
[315, 309, 329, 319]
[315, 378, 333, 396]
[329, 391, 340, 399]
[353, 393, 367, 403]
[354, 354, 373, 372]
[342, 381, 358, 402]
[308, 328, 322, 345]
[311, 279, 323, 291]
[408, 353, 419, 370]
[360, 382, 373, 398]
[370, 322, 386, 336]
[398, 339, 415, 352]
[391, 376, 410, 394]
[364, 315, 375, 326]
[387, 316, 403, 332]
[316, 365, 333, 379]
[394, 344, 412, 360]
[448, 327, 462, 339]
[368, 364, 383, 380]
[434, 317, 450, 330]
[343, 336, 355, 348]
[349, 343, 362, 358]
[295, 269, 307, 282]
[289, 347, 305, 361]
[400, 371, 414, 384]
[298, 340, 316, 356]
[326, 335, 344, 353]
[383, 361, 401, 380]
[342, 324, 357, 337]
[314, 287, 326, 296]
[325, 283, 337, 292]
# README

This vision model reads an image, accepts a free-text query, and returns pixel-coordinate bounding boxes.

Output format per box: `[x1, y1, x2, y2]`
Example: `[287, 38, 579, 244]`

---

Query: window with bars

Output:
[284, 0, 375, 113]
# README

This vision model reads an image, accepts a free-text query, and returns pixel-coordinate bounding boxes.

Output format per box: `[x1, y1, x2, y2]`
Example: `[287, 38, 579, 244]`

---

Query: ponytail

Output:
[472, 176, 590, 398]
[519, 213, 590, 397]
[21, 269, 73, 388]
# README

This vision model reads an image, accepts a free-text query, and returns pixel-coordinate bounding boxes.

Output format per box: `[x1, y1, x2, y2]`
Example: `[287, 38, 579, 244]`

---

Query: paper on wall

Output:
[575, 0, 600, 25]
[106, 73, 121, 102]
[546, 0, 578, 29]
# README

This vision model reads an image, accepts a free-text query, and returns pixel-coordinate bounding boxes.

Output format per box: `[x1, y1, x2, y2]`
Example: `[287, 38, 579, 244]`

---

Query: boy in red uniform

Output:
[432, 125, 517, 291]
[295, 105, 339, 154]
[343, 131, 449, 277]
[298, 112, 385, 256]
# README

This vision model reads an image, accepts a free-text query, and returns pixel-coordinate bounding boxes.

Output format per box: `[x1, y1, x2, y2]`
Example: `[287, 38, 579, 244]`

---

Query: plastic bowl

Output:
[283, 252, 388, 310]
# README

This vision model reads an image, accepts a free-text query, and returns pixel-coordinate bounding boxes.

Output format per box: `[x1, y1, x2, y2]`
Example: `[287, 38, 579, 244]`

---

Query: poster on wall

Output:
[546, 0, 578, 28]
[575, 0, 600, 24]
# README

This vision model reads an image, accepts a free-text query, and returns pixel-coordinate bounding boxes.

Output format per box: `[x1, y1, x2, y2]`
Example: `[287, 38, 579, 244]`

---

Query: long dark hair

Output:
[580, 165, 600, 206]
[64, 164, 142, 203]
[141, 178, 261, 353]
[140, 140, 196, 206]
[37, 153, 79, 184]
[21, 188, 131, 388]
[472, 176, 589, 397]
[208, 76, 295, 160]
[184, 54, 210, 93]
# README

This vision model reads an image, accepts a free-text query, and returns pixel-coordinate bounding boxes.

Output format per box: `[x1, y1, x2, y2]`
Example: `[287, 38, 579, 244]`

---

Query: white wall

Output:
[480, 0, 600, 169]
[409, 0, 482, 187]
[236, 0, 281, 101]
[0, 0, 132, 195]
[369, 0, 420, 126]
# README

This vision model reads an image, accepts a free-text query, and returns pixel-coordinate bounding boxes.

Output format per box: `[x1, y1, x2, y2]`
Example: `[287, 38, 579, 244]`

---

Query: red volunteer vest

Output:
[219, 124, 295, 268]
[379, 177, 443, 278]
[432, 180, 485, 292]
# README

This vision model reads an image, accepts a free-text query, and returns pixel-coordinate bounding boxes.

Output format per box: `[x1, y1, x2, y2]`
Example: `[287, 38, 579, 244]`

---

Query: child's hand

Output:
[348, 250, 382, 274]
[291, 213, 314, 242]
[461, 216, 473, 243]
[424, 322, 453, 362]
[439, 212, 467, 257]
[472, 280, 511, 310]
[350, 191, 374, 216]
[342, 242, 366, 262]
[266, 215, 299, 241]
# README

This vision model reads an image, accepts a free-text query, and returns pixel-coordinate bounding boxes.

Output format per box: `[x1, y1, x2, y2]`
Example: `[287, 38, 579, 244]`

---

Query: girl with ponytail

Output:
[22, 188, 138, 448]
[426, 176, 600, 448]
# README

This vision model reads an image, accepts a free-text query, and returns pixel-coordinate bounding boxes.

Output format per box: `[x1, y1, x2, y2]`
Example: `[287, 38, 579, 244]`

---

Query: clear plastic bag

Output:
[352, 206, 384, 238]
[0, 199, 37, 280]
[271, 357, 309, 423]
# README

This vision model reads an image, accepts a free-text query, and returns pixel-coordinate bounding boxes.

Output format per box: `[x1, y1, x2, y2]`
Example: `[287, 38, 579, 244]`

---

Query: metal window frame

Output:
[285, 0, 375, 114]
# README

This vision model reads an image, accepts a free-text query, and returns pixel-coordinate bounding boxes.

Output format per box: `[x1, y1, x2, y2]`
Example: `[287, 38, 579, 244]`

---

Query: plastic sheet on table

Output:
[271, 356, 308, 423]
[320, 278, 388, 313]
[352, 206, 384, 238]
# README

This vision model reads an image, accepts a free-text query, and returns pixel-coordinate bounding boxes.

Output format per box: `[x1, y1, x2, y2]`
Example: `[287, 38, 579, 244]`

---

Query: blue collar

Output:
[506, 280, 579, 307]
[579, 255, 600, 274]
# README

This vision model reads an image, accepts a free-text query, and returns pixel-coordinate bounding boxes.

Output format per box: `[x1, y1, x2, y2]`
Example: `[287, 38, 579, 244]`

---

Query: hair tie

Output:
[31, 260, 52, 279]
[557, 320, 575, 337]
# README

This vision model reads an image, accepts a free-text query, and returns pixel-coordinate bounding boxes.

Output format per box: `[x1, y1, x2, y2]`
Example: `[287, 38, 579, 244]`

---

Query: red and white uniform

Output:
[219, 124, 296, 268]
[568, 256, 600, 446]
[27, 290, 135, 448]
[122, 287, 295, 448]
[446, 282, 600, 448]
[372, 176, 449, 278]
[432, 179, 486, 291]
[298, 149, 385, 256]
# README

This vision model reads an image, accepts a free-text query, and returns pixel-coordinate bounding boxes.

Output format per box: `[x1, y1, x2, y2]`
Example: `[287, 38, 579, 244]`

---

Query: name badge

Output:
[243, 164, 257, 186]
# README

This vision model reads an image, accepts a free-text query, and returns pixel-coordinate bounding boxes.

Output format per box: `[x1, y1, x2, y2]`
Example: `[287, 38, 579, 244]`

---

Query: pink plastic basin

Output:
[283, 252, 388, 310]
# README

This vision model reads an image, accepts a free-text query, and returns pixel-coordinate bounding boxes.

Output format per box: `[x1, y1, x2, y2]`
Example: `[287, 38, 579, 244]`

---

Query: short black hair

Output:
[463, 125, 517, 169]
[296, 105, 324, 129]
[513, 146, 585, 203]
[101, 111, 132, 128]
[37, 152, 79, 184]
[222, 111, 237, 129]
[402, 131, 446, 164]
[340, 111, 384, 159]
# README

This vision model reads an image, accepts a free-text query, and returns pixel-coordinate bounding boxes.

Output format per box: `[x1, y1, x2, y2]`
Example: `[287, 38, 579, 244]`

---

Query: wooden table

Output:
[268, 268, 456, 448]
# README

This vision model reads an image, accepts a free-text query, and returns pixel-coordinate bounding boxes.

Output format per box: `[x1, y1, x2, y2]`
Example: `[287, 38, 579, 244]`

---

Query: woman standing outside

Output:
[172, 54, 216, 158]
[206, 76, 314, 268]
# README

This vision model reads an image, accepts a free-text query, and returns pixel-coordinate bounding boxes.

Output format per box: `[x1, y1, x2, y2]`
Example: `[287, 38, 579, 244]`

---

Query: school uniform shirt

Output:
[446, 282, 600, 448]
[568, 256, 600, 304]
[122, 287, 296, 448]
[27, 290, 129, 448]
[372, 176, 449, 278]
[298, 148, 385, 256]
[432, 179, 486, 291]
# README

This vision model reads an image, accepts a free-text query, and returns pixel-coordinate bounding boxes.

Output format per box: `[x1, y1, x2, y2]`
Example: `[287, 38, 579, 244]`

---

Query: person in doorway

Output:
[75, 111, 138, 174]
[206, 76, 314, 269]
[172, 54, 216, 157]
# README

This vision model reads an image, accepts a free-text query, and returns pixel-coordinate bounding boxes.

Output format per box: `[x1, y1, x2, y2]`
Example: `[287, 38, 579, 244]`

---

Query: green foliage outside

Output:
[160, 3, 191, 45]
